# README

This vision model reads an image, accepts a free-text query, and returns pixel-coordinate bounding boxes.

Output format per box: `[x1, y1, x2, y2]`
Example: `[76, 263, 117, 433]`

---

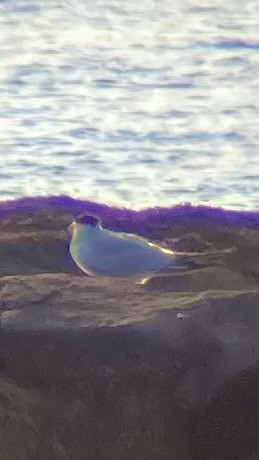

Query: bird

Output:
[68, 213, 234, 284]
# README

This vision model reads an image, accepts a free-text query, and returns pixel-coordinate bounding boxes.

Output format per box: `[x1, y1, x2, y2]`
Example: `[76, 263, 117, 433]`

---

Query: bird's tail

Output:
[167, 247, 236, 271]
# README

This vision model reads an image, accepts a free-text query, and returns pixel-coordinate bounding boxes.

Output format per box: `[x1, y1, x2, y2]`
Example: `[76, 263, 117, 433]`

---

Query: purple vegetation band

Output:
[0, 196, 258, 232]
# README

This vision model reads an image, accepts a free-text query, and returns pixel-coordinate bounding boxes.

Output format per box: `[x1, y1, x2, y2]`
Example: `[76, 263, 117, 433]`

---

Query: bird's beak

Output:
[67, 223, 74, 237]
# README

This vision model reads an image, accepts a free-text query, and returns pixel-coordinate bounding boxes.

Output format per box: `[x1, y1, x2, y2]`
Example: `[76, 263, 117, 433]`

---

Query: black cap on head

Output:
[75, 213, 101, 226]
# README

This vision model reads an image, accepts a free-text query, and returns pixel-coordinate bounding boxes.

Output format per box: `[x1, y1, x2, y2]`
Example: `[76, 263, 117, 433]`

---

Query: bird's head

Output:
[67, 213, 101, 237]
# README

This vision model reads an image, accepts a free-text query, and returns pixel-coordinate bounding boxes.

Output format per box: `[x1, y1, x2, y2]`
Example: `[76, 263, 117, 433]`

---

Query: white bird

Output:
[68, 213, 233, 283]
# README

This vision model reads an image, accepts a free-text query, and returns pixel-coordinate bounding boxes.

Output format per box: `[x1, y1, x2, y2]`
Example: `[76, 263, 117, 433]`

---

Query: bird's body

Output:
[69, 221, 174, 278]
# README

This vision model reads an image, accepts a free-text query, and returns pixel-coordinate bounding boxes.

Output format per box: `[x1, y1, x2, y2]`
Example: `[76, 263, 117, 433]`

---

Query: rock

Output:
[145, 266, 257, 291]
[0, 208, 258, 460]
[0, 274, 258, 460]
[165, 233, 214, 252]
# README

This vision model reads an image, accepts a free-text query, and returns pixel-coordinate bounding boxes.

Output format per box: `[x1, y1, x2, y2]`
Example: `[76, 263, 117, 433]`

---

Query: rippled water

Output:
[0, 0, 259, 209]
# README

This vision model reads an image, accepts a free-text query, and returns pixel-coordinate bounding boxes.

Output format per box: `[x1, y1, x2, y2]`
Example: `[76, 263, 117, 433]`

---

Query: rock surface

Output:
[0, 208, 258, 460]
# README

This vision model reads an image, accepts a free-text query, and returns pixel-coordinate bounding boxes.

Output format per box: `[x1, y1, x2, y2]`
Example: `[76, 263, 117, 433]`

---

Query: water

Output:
[0, 0, 259, 210]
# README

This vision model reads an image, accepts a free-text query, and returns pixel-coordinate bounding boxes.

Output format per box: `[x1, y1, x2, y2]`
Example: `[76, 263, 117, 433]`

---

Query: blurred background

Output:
[0, 0, 258, 210]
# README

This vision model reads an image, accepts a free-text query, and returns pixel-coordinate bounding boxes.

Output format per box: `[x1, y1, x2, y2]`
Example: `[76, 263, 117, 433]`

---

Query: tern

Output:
[68, 213, 233, 284]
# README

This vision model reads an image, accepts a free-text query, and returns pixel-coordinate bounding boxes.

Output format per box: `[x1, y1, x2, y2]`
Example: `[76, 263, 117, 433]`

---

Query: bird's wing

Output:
[103, 229, 174, 257]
